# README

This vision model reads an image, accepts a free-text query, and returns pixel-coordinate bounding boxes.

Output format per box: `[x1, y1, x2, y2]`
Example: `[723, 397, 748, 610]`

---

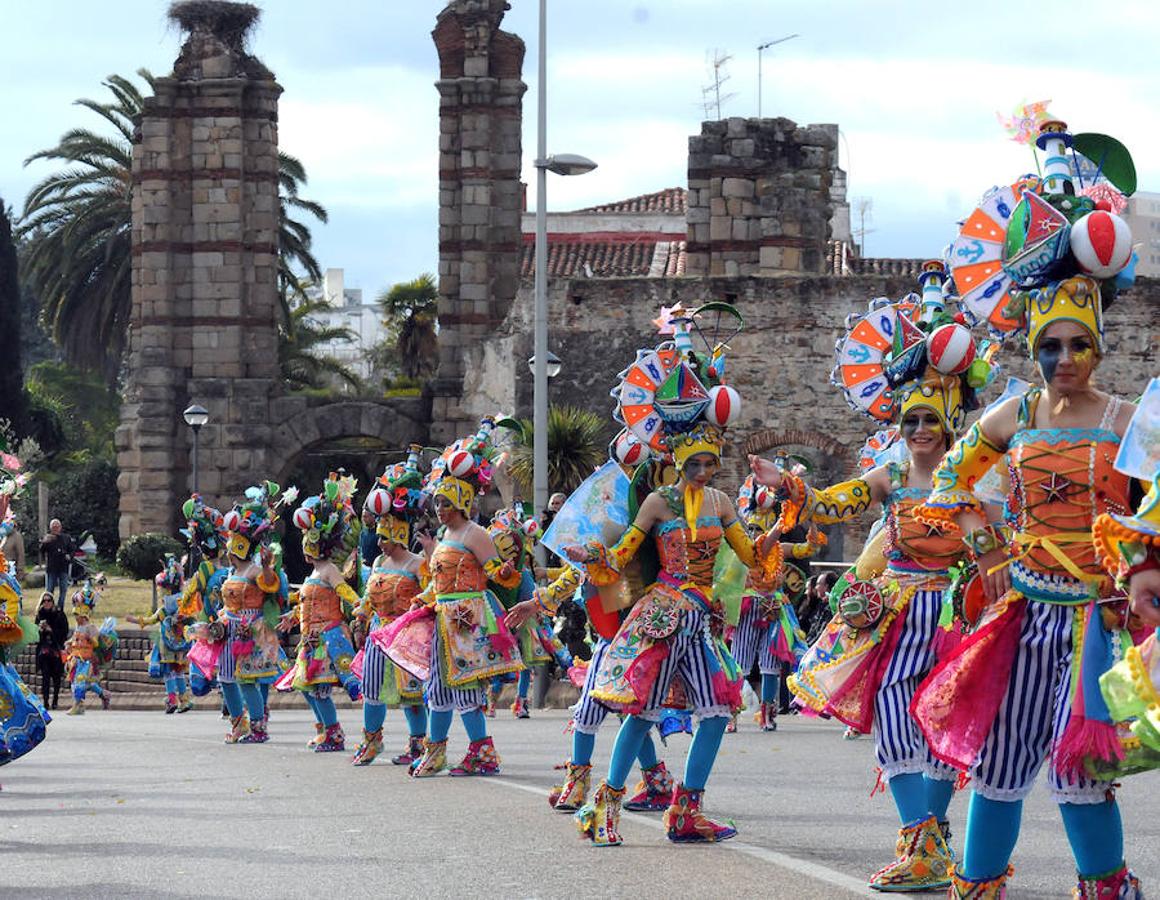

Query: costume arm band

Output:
[335, 582, 360, 613]
[915, 422, 1006, 532]
[584, 524, 647, 586]
[483, 556, 521, 589]
[724, 520, 785, 583]
[417, 559, 431, 591]
[779, 472, 872, 527]
[1093, 508, 1160, 578]
[535, 566, 583, 615]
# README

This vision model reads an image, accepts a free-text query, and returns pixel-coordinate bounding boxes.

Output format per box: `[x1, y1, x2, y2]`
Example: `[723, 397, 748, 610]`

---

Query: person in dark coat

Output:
[35, 592, 68, 709]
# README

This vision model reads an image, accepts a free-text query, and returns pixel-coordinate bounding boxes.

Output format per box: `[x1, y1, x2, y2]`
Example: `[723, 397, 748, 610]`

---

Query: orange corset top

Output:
[365, 567, 420, 620]
[222, 575, 267, 612]
[886, 490, 964, 573]
[655, 518, 722, 588]
[429, 540, 486, 595]
[299, 579, 343, 634]
[1007, 429, 1131, 579]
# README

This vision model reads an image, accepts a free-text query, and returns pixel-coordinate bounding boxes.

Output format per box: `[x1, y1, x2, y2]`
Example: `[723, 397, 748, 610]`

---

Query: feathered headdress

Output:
[366, 444, 426, 546]
[424, 417, 507, 516]
[181, 493, 226, 555]
[222, 480, 294, 561]
[947, 120, 1138, 357]
[291, 473, 357, 560]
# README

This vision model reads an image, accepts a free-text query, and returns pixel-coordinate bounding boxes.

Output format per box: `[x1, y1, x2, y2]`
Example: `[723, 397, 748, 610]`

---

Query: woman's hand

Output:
[275, 610, 296, 633]
[561, 545, 588, 563]
[757, 528, 782, 557]
[259, 546, 274, 570]
[976, 548, 1012, 603]
[748, 455, 783, 490]
[504, 599, 538, 631]
[1128, 568, 1160, 629]
[416, 531, 436, 555]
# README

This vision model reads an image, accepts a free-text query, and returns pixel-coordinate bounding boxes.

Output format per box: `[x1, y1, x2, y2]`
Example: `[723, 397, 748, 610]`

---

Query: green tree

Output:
[0, 200, 27, 434]
[506, 405, 606, 496]
[279, 298, 363, 393]
[20, 70, 328, 383]
[376, 273, 439, 381]
[25, 361, 120, 463]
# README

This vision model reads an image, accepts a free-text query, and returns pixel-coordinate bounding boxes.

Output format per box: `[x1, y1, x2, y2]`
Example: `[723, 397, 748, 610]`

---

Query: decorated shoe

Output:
[224, 714, 250, 744]
[663, 784, 737, 843]
[352, 728, 384, 766]
[1073, 864, 1143, 899]
[576, 781, 625, 847]
[314, 722, 345, 752]
[484, 686, 500, 718]
[66, 700, 85, 716]
[949, 865, 1014, 899]
[165, 693, 178, 714]
[624, 761, 675, 812]
[391, 734, 425, 766]
[760, 702, 778, 732]
[100, 693, 111, 710]
[512, 697, 531, 719]
[306, 722, 325, 749]
[240, 716, 269, 744]
[409, 738, 448, 777]
[868, 815, 953, 892]
[177, 693, 195, 714]
[549, 762, 592, 811]
[449, 736, 501, 776]
[939, 819, 956, 863]
[725, 715, 738, 734]
[844, 726, 862, 740]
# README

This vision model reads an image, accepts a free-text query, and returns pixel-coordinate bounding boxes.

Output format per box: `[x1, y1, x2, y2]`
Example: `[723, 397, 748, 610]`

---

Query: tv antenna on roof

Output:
[701, 49, 737, 120]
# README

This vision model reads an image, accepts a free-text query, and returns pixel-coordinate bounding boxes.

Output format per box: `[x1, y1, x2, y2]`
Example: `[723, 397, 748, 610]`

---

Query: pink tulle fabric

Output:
[566, 663, 588, 689]
[911, 596, 1026, 771]
[187, 639, 222, 679]
[374, 606, 435, 682]
[1054, 719, 1124, 781]
[711, 668, 743, 710]
[350, 647, 365, 681]
[487, 627, 517, 655]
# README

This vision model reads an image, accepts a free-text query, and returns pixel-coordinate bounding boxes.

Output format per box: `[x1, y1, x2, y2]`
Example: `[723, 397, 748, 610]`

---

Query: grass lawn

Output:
[27, 574, 156, 621]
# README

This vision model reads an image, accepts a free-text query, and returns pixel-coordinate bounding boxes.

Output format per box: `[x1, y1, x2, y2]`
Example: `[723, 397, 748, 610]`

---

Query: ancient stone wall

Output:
[429, 0, 526, 444]
[686, 118, 836, 277]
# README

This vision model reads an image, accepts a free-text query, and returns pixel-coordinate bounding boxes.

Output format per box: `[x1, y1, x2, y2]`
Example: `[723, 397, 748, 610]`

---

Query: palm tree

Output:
[20, 70, 328, 384]
[506, 405, 607, 496]
[376, 273, 438, 381]
[278, 298, 363, 393]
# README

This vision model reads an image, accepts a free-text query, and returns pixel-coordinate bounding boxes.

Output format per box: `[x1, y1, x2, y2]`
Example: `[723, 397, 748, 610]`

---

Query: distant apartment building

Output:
[305, 268, 385, 382]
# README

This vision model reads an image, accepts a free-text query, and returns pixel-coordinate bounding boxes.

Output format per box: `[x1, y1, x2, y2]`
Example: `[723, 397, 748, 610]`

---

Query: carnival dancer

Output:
[1092, 459, 1160, 778]
[193, 482, 288, 744]
[0, 478, 51, 767]
[910, 120, 1144, 899]
[127, 555, 194, 714]
[486, 505, 575, 719]
[352, 449, 430, 766]
[179, 495, 229, 701]
[750, 262, 994, 891]
[382, 417, 524, 777]
[278, 474, 362, 752]
[64, 580, 117, 715]
[727, 474, 816, 733]
[566, 302, 777, 847]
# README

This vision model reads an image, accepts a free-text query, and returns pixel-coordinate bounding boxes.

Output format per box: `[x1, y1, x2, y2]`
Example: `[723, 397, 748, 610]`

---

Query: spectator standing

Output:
[35, 592, 68, 709]
[39, 519, 75, 609]
[358, 508, 378, 568]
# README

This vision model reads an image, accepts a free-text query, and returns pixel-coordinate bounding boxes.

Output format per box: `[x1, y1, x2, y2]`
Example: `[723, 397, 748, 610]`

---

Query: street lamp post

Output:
[757, 34, 800, 118]
[182, 404, 209, 494]
[533, 0, 596, 532]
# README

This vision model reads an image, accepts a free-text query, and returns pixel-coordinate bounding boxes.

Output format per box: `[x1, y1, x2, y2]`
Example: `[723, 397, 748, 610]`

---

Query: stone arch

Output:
[270, 398, 429, 488]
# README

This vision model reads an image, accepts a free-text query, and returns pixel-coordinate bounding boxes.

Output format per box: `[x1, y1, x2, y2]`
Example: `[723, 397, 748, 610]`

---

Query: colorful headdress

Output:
[737, 474, 780, 531]
[71, 579, 101, 621]
[610, 301, 744, 471]
[366, 445, 426, 546]
[424, 417, 506, 517]
[488, 504, 541, 568]
[0, 449, 29, 545]
[155, 554, 184, 593]
[181, 493, 226, 555]
[292, 473, 357, 560]
[832, 261, 995, 439]
[222, 480, 291, 561]
[947, 119, 1137, 357]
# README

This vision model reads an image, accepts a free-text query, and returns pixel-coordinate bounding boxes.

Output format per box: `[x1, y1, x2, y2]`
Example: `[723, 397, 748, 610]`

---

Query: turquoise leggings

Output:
[221, 681, 265, 720]
[607, 714, 728, 792]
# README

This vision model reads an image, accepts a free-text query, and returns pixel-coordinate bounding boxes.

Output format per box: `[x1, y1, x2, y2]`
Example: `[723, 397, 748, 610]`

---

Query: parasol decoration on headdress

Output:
[831, 294, 925, 423]
[948, 181, 1026, 333]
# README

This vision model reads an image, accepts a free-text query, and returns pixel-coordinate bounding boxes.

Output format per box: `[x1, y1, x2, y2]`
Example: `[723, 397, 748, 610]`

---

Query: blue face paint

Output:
[1037, 335, 1093, 384]
[1037, 340, 1062, 383]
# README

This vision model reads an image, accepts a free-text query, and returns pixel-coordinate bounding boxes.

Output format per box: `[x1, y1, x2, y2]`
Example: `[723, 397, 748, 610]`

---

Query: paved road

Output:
[2, 708, 1156, 898]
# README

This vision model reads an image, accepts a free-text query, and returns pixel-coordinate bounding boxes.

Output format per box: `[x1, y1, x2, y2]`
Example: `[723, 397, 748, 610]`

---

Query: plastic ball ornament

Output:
[706, 385, 741, 427]
[221, 510, 241, 533]
[365, 488, 391, 517]
[447, 450, 475, 478]
[1070, 210, 1132, 279]
[754, 485, 777, 509]
[613, 430, 650, 466]
[926, 323, 976, 375]
[291, 507, 314, 531]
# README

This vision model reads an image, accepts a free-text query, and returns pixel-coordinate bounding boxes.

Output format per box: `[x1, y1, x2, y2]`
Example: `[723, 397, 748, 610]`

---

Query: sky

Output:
[2, 0, 1158, 297]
